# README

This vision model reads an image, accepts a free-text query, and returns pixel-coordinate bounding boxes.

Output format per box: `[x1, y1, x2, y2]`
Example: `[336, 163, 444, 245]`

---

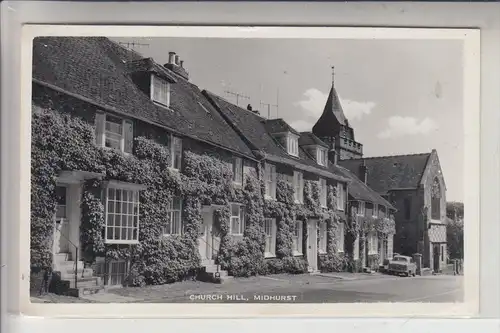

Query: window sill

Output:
[368, 251, 378, 255]
[293, 251, 303, 257]
[168, 167, 180, 173]
[104, 240, 140, 245]
[265, 196, 276, 201]
[264, 252, 276, 259]
[232, 181, 243, 187]
[337, 250, 345, 254]
[152, 101, 173, 111]
[318, 250, 327, 255]
[162, 234, 182, 237]
[430, 219, 442, 223]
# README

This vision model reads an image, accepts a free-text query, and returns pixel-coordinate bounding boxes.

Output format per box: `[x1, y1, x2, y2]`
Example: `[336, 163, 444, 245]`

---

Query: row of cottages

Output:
[310, 78, 448, 273]
[30, 36, 395, 294]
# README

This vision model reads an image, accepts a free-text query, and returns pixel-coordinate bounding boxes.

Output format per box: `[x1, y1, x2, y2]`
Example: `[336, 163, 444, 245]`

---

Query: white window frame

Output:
[358, 201, 366, 216]
[337, 222, 345, 253]
[287, 133, 299, 157]
[319, 178, 327, 208]
[233, 157, 244, 185]
[150, 74, 171, 108]
[373, 204, 378, 218]
[96, 113, 134, 154]
[264, 218, 277, 258]
[293, 171, 304, 204]
[170, 135, 182, 171]
[317, 147, 328, 166]
[163, 196, 182, 236]
[337, 183, 345, 211]
[368, 233, 378, 255]
[318, 221, 327, 254]
[230, 203, 245, 235]
[264, 163, 277, 200]
[292, 220, 303, 256]
[104, 182, 144, 245]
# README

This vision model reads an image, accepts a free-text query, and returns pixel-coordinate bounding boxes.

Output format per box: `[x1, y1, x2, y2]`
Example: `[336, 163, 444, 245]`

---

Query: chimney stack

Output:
[174, 55, 180, 65]
[168, 52, 176, 65]
[180, 60, 184, 68]
[359, 161, 368, 184]
[247, 104, 253, 111]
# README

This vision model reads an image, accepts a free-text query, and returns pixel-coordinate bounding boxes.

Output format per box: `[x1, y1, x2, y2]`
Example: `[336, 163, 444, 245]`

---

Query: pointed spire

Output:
[331, 66, 335, 87]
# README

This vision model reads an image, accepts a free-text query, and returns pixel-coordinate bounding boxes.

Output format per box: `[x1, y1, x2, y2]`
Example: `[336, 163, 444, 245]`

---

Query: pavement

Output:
[31, 272, 463, 304]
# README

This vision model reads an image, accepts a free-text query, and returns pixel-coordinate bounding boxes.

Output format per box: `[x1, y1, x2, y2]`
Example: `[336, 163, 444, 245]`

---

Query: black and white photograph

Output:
[27, 29, 471, 307]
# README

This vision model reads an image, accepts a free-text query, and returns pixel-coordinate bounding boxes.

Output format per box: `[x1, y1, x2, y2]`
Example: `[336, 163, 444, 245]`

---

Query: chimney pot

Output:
[359, 162, 368, 184]
[168, 52, 176, 64]
[247, 104, 253, 111]
[175, 55, 180, 65]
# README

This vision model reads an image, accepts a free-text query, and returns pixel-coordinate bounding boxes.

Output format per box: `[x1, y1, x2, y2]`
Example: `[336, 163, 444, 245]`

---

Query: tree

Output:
[446, 202, 464, 259]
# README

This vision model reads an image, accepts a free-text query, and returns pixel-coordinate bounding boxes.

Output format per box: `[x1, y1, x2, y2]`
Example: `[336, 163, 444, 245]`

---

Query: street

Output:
[103, 273, 463, 303]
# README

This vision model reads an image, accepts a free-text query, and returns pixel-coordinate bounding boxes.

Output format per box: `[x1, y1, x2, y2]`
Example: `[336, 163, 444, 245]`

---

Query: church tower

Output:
[312, 67, 363, 160]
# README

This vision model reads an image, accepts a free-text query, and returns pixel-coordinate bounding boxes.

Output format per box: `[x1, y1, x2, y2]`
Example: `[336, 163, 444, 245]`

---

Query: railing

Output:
[55, 221, 81, 289]
[198, 232, 221, 278]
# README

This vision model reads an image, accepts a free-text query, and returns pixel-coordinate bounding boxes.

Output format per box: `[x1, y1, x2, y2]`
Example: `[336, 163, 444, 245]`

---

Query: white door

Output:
[54, 186, 70, 254]
[198, 210, 211, 261]
[307, 219, 318, 272]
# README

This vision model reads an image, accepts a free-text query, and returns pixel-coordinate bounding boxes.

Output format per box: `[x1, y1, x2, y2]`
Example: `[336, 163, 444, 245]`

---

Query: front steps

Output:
[52, 252, 105, 297]
[198, 260, 232, 283]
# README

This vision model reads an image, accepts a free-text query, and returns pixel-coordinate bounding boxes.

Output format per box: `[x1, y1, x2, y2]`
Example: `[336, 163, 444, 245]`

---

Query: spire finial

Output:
[331, 66, 335, 86]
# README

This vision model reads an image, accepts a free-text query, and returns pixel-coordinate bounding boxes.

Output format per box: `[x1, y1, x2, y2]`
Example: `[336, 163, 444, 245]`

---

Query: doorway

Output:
[54, 185, 70, 254]
[307, 219, 318, 272]
[433, 243, 441, 273]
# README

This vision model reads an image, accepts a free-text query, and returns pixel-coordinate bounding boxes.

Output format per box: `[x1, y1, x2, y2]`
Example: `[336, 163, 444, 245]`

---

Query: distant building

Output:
[312, 78, 448, 273]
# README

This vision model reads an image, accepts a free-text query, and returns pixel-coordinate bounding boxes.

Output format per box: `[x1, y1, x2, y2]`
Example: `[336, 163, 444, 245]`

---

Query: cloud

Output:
[378, 116, 439, 139]
[295, 88, 376, 119]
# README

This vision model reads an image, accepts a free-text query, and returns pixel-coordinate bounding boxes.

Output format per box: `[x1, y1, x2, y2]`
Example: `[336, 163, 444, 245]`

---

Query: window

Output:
[230, 204, 245, 235]
[170, 136, 182, 170]
[431, 178, 441, 220]
[292, 220, 303, 255]
[293, 171, 304, 203]
[337, 223, 345, 252]
[368, 233, 378, 255]
[264, 218, 277, 257]
[353, 237, 359, 260]
[373, 204, 378, 217]
[319, 178, 327, 207]
[287, 134, 299, 157]
[404, 198, 411, 220]
[55, 186, 67, 219]
[163, 197, 182, 235]
[318, 221, 327, 253]
[95, 258, 128, 287]
[337, 183, 345, 211]
[232, 157, 244, 185]
[105, 186, 140, 244]
[95, 112, 133, 154]
[151, 75, 171, 107]
[264, 163, 277, 199]
[358, 201, 365, 216]
[317, 147, 328, 166]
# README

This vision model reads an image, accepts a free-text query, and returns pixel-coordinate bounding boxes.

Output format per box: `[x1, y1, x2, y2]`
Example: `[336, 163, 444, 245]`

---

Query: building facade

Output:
[30, 37, 397, 296]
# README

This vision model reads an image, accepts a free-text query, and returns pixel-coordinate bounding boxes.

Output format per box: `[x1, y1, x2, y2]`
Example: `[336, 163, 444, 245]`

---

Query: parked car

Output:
[387, 255, 416, 277]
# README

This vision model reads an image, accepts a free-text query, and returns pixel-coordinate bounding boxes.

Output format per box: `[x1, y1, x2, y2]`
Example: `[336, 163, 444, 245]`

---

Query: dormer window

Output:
[317, 147, 328, 166]
[287, 134, 299, 157]
[151, 75, 171, 107]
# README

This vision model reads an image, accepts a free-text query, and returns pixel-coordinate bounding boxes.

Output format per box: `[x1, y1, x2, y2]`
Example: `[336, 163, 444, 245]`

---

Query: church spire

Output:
[331, 66, 335, 87]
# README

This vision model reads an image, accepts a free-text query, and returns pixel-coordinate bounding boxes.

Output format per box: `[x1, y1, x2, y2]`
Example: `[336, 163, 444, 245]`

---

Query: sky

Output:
[113, 37, 464, 202]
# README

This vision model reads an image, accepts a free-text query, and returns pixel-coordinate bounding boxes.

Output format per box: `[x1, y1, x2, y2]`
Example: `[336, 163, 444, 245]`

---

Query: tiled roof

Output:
[264, 118, 301, 136]
[126, 58, 178, 83]
[338, 153, 432, 194]
[32, 37, 254, 158]
[204, 92, 351, 182]
[299, 132, 329, 148]
[334, 166, 395, 210]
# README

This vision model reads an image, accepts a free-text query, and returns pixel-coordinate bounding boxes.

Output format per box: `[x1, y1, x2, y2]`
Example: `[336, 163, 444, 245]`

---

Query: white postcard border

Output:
[17, 25, 480, 318]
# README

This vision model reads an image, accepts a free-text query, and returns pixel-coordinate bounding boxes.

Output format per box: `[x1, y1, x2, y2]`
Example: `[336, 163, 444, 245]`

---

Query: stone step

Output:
[68, 277, 102, 289]
[54, 253, 71, 262]
[60, 268, 94, 279]
[66, 285, 105, 297]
